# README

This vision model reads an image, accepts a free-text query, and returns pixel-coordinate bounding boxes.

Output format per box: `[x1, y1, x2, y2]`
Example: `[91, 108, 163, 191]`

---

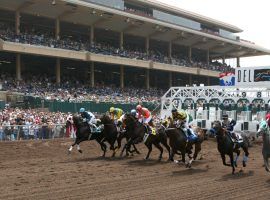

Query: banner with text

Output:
[235, 66, 270, 86]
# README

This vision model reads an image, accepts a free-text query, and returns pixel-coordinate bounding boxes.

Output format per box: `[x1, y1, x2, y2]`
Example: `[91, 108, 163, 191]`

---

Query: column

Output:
[189, 74, 192, 86]
[222, 55, 226, 64]
[169, 71, 172, 87]
[90, 62, 95, 87]
[56, 58, 61, 84]
[145, 37, 150, 55]
[15, 11, 20, 35]
[90, 25, 94, 44]
[16, 54, 21, 80]
[55, 18, 60, 40]
[120, 32, 124, 50]
[146, 69, 150, 89]
[236, 57, 240, 68]
[206, 49, 210, 65]
[120, 65, 124, 88]
[168, 41, 172, 58]
[188, 47, 192, 63]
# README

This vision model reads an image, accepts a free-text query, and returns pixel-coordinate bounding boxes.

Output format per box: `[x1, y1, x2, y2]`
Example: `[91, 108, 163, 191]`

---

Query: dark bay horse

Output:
[165, 118, 205, 167]
[99, 115, 119, 157]
[257, 120, 270, 172]
[67, 115, 106, 156]
[116, 119, 141, 156]
[120, 114, 170, 161]
[211, 121, 249, 174]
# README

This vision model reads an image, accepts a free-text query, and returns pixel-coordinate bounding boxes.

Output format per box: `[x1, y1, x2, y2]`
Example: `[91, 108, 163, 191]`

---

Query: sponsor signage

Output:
[235, 66, 270, 86]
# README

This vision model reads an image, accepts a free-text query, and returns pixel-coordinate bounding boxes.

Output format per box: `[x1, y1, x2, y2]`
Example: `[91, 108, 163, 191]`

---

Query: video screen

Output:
[254, 69, 270, 82]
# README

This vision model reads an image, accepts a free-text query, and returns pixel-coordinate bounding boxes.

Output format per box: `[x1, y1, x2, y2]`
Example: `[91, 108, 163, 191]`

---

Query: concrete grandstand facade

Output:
[0, 0, 269, 89]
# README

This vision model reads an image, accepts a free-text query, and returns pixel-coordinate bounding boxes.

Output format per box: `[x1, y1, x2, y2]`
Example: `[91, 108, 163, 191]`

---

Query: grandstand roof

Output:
[0, 0, 269, 59]
[131, 0, 243, 33]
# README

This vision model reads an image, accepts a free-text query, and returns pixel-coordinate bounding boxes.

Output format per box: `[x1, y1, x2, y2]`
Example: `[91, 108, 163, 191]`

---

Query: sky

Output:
[158, 0, 270, 68]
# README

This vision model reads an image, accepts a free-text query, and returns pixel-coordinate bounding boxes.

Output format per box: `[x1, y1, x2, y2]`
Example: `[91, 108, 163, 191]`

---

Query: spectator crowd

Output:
[0, 73, 164, 104]
[0, 108, 68, 141]
[0, 21, 234, 73]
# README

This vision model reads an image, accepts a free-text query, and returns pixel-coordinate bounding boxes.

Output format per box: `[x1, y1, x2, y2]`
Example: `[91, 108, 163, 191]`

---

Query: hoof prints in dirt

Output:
[0, 139, 270, 200]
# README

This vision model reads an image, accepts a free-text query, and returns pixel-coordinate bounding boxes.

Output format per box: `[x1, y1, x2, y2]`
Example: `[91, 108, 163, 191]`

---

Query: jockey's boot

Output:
[230, 132, 238, 143]
[144, 125, 151, 134]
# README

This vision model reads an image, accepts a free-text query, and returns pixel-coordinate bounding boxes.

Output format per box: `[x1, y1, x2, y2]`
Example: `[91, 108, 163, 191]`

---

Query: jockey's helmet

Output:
[266, 113, 270, 121]
[171, 108, 177, 113]
[79, 108, 85, 113]
[131, 109, 136, 116]
[110, 107, 115, 113]
[136, 105, 142, 111]
[178, 110, 187, 120]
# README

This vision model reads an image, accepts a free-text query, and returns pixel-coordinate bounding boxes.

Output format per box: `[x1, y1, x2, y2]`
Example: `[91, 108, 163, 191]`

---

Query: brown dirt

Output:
[0, 138, 269, 200]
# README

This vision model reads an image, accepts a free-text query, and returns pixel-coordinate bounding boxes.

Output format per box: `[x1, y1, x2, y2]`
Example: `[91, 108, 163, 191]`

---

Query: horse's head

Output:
[72, 115, 83, 127]
[124, 113, 137, 128]
[100, 114, 113, 125]
[257, 120, 269, 137]
[209, 120, 224, 137]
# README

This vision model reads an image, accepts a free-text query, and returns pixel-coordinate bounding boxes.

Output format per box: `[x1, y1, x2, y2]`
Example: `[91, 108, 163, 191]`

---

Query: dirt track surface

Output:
[0, 138, 270, 200]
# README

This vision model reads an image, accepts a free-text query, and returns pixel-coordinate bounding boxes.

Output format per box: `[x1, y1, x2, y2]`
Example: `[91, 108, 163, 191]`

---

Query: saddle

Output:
[228, 131, 243, 144]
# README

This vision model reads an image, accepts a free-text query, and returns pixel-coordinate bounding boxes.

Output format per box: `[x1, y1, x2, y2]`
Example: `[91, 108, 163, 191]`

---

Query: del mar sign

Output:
[236, 66, 270, 86]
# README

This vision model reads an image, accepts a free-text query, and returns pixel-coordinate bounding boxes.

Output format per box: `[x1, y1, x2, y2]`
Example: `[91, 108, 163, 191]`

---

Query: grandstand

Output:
[0, 0, 269, 99]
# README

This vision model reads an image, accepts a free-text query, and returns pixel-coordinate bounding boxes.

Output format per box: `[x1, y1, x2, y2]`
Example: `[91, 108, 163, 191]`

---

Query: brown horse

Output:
[186, 126, 205, 161]
[166, 118, 205, 167]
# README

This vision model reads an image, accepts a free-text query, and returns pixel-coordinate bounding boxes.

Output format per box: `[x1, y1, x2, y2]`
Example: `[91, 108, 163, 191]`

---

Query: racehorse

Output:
[120, 114, 170, 161]
[67, 115, 107, 156]
[257, 120, 270, 172]
[211, 120, 249, 174]
[116, 119, 141, 156]
[99, 115, 119, 157]
[165, 118, 205, 167]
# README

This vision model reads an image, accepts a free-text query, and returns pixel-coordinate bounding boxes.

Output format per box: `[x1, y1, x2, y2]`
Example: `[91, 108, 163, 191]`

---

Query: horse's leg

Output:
[153, 142, 163, 161]
[229, 153, 235, 174]
[221, 153, 231, 166]
[117, 132, 125, 150]
[98, 140, 107, 157]
[68, 141, 76, 154]
[181, 150, 186, 164]
[234, 149, 240, 167]
[68, 138, 80, 154]
[76, 143, 83, 154]
[144, 142, 152, 160]
[110, 141, 117, 158]
[132, 144, 141, 155]
[160, 137, 171, 161]
[120, 143, 128, 157]
[169, 148, 175, 162]
[264, 154, 270, 172]
[242, 145, 249, 167]
[193, 143, 201, 161]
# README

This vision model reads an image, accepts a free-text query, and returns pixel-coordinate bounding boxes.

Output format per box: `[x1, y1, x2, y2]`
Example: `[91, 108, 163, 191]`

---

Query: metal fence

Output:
[0, 124, 68, 141]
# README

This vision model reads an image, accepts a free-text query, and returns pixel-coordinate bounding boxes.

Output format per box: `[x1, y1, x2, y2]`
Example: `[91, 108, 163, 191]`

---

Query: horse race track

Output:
[0, 139, 270, 200]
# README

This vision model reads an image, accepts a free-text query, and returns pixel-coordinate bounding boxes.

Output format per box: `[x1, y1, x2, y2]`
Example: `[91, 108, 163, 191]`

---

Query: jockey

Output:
[266, 113, 270, 127]
[171, 108, 197, 142]
[79, 108, 97, 131]
[221, 114, 238, 142]
[109, 107, 124, 131]
[136, 105, 153, 134]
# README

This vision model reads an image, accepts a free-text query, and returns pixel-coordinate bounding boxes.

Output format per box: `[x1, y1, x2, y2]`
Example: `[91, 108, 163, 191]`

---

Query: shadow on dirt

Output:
[62, 155, 134, 163]
[171, 168, 209, 176]
[125, 159, 169, 167]
[219, 170, 254, 181]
